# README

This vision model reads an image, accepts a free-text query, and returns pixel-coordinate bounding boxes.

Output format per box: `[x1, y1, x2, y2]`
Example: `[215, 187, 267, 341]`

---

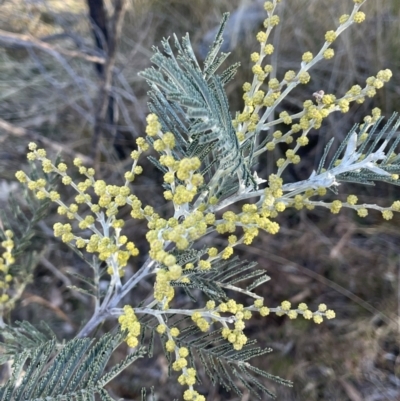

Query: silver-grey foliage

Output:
[140, 13, 257, 203]
[0, 328, 145, 401]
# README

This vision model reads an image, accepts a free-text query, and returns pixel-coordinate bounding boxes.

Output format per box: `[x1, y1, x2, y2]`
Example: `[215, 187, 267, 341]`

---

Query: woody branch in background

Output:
[0, 0, 128, 164]
[87, 0, 128, 161]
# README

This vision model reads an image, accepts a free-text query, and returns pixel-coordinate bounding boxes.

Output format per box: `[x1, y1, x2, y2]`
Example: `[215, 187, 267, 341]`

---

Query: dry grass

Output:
[0, 1, 399, 400]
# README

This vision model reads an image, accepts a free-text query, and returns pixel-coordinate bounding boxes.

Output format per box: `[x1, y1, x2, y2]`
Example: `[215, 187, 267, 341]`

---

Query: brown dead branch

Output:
[0, 117, 92, 164]
[21, 293, 76, 328]
[0, 28, 106, 65]
[91, 0, 128, 161]
[246, 243, 396, 326]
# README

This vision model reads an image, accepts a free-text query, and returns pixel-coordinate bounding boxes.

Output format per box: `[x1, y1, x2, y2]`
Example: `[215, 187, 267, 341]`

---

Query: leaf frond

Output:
[0, 328, 144, 401]
[139, 14, 257, 202]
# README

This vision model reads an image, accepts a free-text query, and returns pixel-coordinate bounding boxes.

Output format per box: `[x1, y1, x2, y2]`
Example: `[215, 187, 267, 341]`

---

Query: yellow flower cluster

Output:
[118, 305, 141, 347]
[16, 143, 140, 275]
[172, 357, 188, 372]
[298, 71, 311, 84]
[256, 31, 267, 44]
[254, 300, 335, 324]
[263, 1, 274, 12]
[233, 1, 288, 141]
[324, 30, 337, 43]
[147, 210, 212, 259]
[14, 3, 395, 399]
[221, 325, 248, 351]
[159, 328, 203, 399]
[297, 136, 309, 147]
[323, 49, 335, 59]
[302, 51, 313, 63]
[263, 15, 280, 28]
[382, 210, 393, 220]
[318, 191, 400, 220]
[339, 14, 350, 24]
[53, 222, 74, 243]
[357, 208, 368, 217]
[219, 300, 251, 350]
[143, 114, 205, 207]
[215, 202, 280, 244]
[145, 203, 240, 308]
[330, 200, 342, 214]
[183, 389, 205, 401]
[235, 0, 388, 177]
[391, 201, 400, 211]
[145, 113, 162, 137]
[191, 311, 211, 332]
[347, 195, 358, 205]
[154, 268, 177, 308]
[300, 98, 330, 129]
[279, 111, 292, 125]
[283, 70, 296, 82]
[292, 195, 305, 210]
[342, 70, 392, 106]
[353, 11, 366, 23]
[268, 70, 391, 151]
[178, 368, 198, 390]
[261, 56, 391, 165]
[363, 70, 392, 99]
[0, 230, 14, 305]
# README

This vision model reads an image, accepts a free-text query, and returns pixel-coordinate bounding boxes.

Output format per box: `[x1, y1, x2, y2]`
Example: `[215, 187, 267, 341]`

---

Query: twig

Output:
[76, 257, 155, 338]
[246, 243, 396, 326]
[40, 256, 72, 287]
[0, 29, 106, 65]
[0, 117, 92, 164]
[21, 292, 77, 328]
[87, 0, 110, 75]
[26, 46, 94, 115]
[91, 0, 128, 161]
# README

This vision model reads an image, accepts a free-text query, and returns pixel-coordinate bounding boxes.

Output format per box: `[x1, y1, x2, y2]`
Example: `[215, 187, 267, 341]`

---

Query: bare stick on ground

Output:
[0, 117, 92, 164]
[0, 28, 106, 65]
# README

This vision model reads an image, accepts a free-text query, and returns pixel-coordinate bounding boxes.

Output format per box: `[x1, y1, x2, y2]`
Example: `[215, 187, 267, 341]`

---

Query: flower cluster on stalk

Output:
[13, 1, 400, 399]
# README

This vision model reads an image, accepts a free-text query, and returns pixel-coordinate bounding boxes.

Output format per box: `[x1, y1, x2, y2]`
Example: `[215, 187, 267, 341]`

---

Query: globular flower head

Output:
[325, 30, 337, 43]
[353, 11, 366, 23]
[302, 51, 313, 63]
[298, 71, 310, 84]
[264, 44, 274, 55]
[323, 49, 334, 59]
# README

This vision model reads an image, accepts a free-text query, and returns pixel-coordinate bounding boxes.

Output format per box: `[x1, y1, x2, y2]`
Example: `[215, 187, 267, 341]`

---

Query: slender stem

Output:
[76, 256, 155, 337]
[76, 308, 108, 338]
[109, 258, 156, 308]
[111, 306, 236, 323]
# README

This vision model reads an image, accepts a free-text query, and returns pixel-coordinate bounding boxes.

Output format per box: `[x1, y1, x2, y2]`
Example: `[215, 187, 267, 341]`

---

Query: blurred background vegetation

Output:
[0, 0, 399, 400]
